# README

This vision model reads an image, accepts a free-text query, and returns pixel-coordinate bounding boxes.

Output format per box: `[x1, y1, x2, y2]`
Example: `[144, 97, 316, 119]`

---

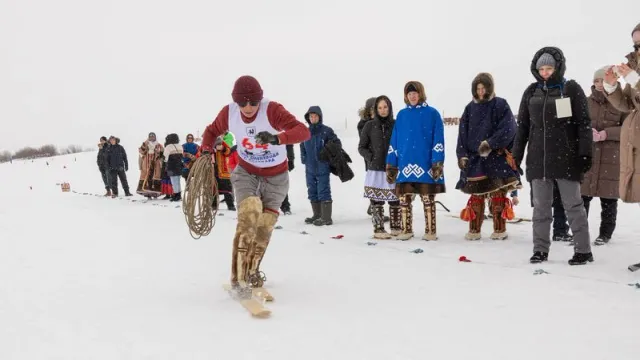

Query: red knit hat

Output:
[231, 75, 263, 103]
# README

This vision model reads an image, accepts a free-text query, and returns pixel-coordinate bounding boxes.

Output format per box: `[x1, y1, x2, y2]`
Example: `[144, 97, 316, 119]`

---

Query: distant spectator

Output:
[97, 136, 111, 196]
[107, 136, 132, 197]
[164, 133, 184, 202]
[181, 133, 200, 180]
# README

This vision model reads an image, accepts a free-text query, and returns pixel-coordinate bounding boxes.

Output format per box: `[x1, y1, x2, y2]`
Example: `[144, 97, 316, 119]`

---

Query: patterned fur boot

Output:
[396, 194, 414, 240]
[246, 210, 279, 287]
[465, 195, 485, 240]
[490, 192, 508, 240]
[389, 203, 402, 236]
[230, 196, 262, 286]
[372, 203, 392, 239]
[422, 195, 437, 240]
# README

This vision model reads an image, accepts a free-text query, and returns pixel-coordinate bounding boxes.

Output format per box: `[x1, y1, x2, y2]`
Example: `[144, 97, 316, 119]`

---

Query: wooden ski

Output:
[222, 284, 271, 318]
[252, 287, 274, 302]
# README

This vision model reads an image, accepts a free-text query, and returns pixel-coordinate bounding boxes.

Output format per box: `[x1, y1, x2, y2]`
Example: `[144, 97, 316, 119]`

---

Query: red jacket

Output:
[202, 101, 310, 177]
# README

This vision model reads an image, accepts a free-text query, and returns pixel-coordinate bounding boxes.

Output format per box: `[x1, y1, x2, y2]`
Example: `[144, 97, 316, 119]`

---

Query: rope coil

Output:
[182, 154, 218, 239]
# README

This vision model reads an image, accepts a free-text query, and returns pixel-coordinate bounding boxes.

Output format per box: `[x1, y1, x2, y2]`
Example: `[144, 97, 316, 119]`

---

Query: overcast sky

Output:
[1, 0, 638, 152]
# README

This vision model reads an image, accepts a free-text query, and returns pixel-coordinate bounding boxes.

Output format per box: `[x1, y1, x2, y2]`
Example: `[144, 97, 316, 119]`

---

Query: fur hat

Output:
[403, 81, 427, 105]
[231, 75, 263, 103]
[536, 53, 556, 69]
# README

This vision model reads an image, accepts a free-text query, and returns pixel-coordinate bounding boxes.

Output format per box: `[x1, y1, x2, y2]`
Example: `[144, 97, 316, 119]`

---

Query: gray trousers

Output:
[532, 179, 591, 254]
[231, 165, 289, 212]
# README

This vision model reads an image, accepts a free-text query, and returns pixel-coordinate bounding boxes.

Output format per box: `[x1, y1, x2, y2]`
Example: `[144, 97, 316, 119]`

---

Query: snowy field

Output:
[1, 126, 639, 360]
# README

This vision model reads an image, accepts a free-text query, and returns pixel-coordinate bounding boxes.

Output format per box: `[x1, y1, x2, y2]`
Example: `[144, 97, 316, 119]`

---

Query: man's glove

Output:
[478, 140, 491, 157]
[458, 157, 468, 170]
[580, 156, 593, 173]
[255, 131, 279, 145]
[288, 159, 295, 172]
[430, 162, 444, 180]
[124, 165, 128, 172]
[386, 166, 398, 184]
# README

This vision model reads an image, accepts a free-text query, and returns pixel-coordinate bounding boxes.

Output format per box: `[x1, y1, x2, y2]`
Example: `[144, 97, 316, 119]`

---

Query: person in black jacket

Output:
[97, 136, 111, 196]
[357, 97, 376, 216]
[358, 95, 401, 238]
[280, 144, 295, 215]
[513, 47, 593, 265]
[107, 136, 132, 197]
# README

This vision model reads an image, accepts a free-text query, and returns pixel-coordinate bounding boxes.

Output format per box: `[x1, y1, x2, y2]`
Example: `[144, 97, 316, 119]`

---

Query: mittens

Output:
[255, 131, 279, 145]
[430, 162, 444, 180]
[458, 157, 468, 170]
[598, 130, 607, 141]
[386, 166, 398, 184]
[478, 140, 491, 157]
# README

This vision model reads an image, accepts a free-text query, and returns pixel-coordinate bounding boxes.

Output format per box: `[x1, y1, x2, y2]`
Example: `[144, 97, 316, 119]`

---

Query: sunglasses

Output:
[237, 101, 260, 107]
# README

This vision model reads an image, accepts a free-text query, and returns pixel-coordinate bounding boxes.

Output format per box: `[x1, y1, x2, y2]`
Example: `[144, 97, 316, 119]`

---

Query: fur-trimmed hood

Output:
[471, 72, 495, 103]
[403, 81, 427, 105]
[530, 47, 566, 85]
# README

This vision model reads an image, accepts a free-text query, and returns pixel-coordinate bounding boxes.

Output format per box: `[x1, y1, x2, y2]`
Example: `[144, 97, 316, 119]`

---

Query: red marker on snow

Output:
[459, 256, 471, 262]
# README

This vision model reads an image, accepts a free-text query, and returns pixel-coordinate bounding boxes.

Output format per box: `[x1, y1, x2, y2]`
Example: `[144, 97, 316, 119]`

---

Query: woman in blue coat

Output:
[456, 73, 520, 240]
[301, 106, 340, 226]
[386, 81, 446, 240]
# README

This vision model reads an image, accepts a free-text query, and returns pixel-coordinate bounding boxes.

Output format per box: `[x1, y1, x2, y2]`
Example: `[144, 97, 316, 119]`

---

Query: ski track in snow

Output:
[1, 127, 639, 360]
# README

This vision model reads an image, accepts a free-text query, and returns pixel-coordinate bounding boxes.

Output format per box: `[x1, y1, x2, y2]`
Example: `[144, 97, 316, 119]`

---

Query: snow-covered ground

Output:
[1, 127, 639, 360]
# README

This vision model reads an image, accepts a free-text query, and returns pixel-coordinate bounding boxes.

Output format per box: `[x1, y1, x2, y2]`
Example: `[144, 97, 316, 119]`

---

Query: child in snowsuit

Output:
[181, 133, 200, 180]
[386, 81, 446, 240]
[212, 136, 235, 211]
[301, 105, 340, 226]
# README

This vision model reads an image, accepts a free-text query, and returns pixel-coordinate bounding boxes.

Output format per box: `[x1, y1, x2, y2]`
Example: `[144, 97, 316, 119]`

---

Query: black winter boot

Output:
[568, 252, 594, 266]
[530, 251, 548, 264]
[170, 192, 181, 202]
[313, 201, 333, 226]
[305, 202, 321, 224]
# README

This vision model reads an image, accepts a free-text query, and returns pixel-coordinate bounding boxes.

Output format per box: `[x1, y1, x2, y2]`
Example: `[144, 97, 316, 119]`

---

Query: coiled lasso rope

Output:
[182, 154, 218, 239]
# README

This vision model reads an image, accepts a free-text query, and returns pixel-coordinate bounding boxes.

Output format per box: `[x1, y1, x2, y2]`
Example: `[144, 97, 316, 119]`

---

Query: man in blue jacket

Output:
[301, 106, 340, 226]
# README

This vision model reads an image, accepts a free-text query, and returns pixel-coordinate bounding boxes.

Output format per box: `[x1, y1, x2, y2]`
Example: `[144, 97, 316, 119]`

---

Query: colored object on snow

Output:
[331, 235, 344, 239]
[459, 256, 471, 262]
[410, 248, 424, 254]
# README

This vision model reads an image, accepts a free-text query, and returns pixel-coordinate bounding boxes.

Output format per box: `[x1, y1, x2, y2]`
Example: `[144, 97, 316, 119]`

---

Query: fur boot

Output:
[422, 195, 437, 240]
[372, 203, 391, 239]
[396, 194, 414, 240]
[246, 210, 278, 287]
[490, 192, 508, 240]
[230, 196, 262, 286]
[465, 195, 485, 240]
[389, 203, 402, 236]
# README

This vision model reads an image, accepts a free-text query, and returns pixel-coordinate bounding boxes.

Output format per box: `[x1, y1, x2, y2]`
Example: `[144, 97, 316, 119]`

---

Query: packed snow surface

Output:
[1, 127, 639, 360]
